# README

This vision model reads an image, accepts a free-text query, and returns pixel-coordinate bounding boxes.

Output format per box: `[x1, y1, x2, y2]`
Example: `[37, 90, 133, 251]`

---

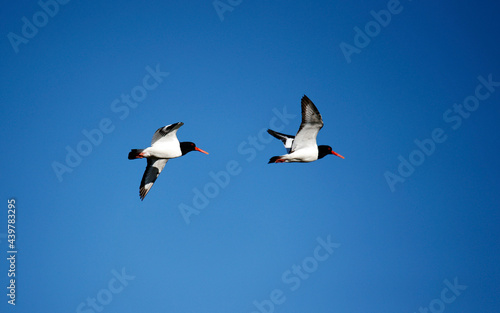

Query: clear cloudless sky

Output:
[1, 0, 499, 312]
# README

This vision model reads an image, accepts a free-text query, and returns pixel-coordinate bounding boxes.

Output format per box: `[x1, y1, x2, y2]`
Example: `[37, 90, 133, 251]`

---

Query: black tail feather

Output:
[268, 156, 280, 164]
[128, 149, 145, 160]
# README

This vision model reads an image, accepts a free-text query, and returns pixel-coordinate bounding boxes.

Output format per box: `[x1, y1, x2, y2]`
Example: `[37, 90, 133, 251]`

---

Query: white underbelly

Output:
[284, 146, 318, 162]
[144, 144, 182, 159]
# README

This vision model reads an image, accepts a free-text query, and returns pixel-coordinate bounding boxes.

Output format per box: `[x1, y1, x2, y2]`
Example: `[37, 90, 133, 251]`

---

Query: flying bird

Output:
[268, 95, 344, 163]
[128, 122, 208, 200]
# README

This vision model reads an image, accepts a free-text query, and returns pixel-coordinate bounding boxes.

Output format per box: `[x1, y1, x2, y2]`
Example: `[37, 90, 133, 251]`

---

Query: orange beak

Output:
[331, 151, 344, 159]
[195, 147, 209, 155]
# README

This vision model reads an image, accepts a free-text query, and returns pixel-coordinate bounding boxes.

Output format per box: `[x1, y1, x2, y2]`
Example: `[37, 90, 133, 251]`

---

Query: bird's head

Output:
[318, 145, 344, 159]
[180, 142, 209, 155]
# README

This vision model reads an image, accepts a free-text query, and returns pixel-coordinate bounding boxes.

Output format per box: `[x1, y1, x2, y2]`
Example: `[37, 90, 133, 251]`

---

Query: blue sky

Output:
[1, 0, 499, 312]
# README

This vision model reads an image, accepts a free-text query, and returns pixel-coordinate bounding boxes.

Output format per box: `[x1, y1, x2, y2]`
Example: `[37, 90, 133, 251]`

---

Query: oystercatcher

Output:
[268, 95, 344, 163]
[128, 122, 208, 200]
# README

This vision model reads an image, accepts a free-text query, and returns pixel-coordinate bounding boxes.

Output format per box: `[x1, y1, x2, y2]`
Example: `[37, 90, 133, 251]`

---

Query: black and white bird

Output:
[128, 122, 208, 200]
[268, 95, 344, 163]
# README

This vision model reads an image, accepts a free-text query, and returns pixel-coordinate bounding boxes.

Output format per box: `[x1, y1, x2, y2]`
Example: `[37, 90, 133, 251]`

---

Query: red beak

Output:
[331, 151, 344, 159]
[195, 147, 209, 155]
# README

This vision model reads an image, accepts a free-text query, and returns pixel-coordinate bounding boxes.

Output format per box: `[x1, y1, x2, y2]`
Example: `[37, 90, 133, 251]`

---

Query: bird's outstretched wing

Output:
[291, 95, 323, 153]
[151, 122, 184, 146]
[139, 158, 168, 200]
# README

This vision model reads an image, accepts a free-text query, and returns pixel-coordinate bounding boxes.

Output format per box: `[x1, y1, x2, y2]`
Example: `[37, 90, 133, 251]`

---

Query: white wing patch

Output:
[283, 137, 294, 153]
[267, 129, 295, 153]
